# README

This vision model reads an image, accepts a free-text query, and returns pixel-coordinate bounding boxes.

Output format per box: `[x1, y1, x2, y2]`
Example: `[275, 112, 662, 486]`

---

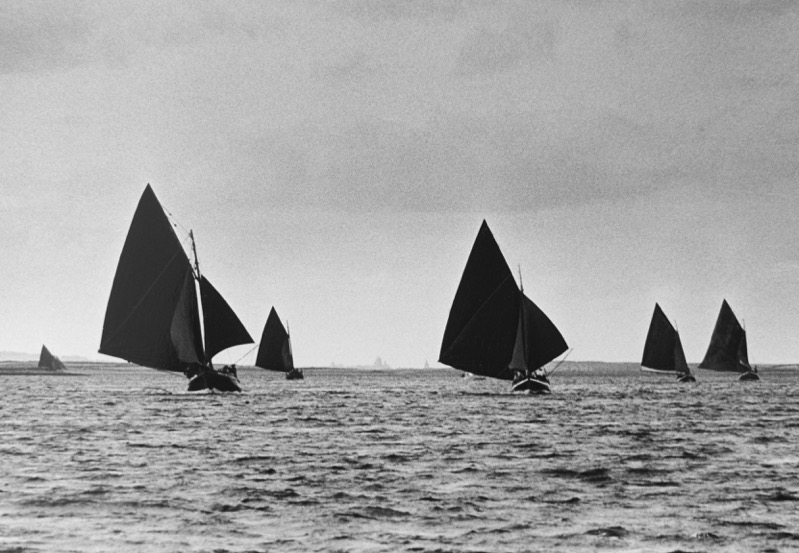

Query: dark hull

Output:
[677, 373, 696, 383]
[511, 376, 551, 394]
[187, 367, 242, 392]
[286, 368, 304, 380]
[738, 371, 760, 381]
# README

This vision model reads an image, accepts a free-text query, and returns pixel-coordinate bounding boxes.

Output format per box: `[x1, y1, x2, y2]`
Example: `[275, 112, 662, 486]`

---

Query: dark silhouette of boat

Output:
[439, 221, 567, 394]
[255, 307, 302, 380]
[38, 345, 66, 372]
[641, 304, 696, 383]
[699, 299, 759, 381]
[99, 185, 253, 392]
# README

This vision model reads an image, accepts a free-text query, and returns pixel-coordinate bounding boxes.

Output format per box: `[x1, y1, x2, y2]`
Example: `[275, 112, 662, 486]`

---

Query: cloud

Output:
[0, 1, 276, 74]
[340, 0, 467, 22]
[453, 8, 557, 76]
[231, 110, 699, 214]
[0, 2, 92, 74]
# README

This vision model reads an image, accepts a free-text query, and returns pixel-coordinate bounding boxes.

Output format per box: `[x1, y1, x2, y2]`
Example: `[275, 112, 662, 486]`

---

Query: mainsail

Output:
[698, 299, 751, 373]
[99, 184, 252, 371]
[439, 220, 567, 380]
[255, 307, 294, 372]
[641, 303, 690, 375]
[38, 345, 66, 372]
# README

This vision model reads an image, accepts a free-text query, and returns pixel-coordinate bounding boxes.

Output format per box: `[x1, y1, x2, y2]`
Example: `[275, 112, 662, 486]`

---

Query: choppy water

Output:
[1, 364, 798, 553]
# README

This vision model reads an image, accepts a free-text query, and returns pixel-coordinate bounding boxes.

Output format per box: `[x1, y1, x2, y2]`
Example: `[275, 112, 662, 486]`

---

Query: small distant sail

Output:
[199, 275, 254, 361]
[641, 303, 691, 375]
[255, 307, 294, 372]
[38, 345, 66, 372]
[439, 220, 567, 380]
[698, 299, 751, 373]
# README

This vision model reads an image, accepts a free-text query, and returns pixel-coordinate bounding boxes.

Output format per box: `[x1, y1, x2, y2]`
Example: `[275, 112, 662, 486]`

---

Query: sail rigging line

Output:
[544, 348, 574, 377]
[189, 230, 201, 279]
[162, 203, 192, 239]
[162, 204, 199, 276]
[99, 249, 186, 350]
[232, 343, 259, 366]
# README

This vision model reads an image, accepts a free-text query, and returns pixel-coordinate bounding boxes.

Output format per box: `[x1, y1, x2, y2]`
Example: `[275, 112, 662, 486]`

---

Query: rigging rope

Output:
[544, 348, 573, 377]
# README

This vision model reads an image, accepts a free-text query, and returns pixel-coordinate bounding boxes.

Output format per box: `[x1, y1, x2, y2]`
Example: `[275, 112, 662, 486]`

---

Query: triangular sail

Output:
[439, 220, 566, 380]
[641, 303, 690, 374]
[199, 275, 254, 361]
[170, 268, 205, 367]
[519, 293, 568, 370]
[673, 332, 690, 375]
[439, 222, 519, 379]
[255, 307, 294, 372]
[698, 299, 749, 372]
[38, 345, 66, 372]
[99, 185, 205, 371]
[38, 345, 54, 369]
[508, 300, 527, 372]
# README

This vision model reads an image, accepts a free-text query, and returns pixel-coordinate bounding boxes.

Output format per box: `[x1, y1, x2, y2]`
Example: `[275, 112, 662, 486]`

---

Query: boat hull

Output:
[285, 368, 304, 380]
[738, 371, 760, 381]
[187, 367, 242, 392]
[677, 373, 696, 383]
[511, 376, 551, 394]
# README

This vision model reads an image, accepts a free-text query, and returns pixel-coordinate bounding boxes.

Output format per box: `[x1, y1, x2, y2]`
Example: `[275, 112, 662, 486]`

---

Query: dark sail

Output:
[199, 275, 254, 361]
[519, 293, 568, 371]
[255, 307, 294, 372]
[439, 220, 566, 380]
[641, 303, 690, 374]
[99, 185, 205, 371]
[698, 299, 750, 372]
[170, 268, 205, 367]
[38, 345, 66, 372]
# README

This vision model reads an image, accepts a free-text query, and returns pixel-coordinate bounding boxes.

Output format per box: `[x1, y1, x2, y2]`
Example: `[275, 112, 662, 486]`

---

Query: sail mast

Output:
[190, 230, 201, 279]
[286, 320, 294, 361]
[517, 266, 528, 371]
[189, 230, 209, 365]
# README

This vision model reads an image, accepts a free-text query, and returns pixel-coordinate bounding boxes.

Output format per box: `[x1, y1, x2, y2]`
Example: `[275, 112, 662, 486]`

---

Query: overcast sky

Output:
[2, 1, 798, 367]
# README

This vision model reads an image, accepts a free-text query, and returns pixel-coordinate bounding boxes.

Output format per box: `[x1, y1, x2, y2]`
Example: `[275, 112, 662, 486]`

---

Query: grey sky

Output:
[2, 1, 798, 366]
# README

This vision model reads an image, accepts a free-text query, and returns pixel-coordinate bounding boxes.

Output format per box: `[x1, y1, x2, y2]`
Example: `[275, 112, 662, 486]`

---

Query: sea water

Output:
[1, 364, 798, 552]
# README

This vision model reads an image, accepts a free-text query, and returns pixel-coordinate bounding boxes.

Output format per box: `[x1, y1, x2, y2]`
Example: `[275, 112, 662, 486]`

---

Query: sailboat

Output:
[641, 304, 696, 383]
[255, 307, 303, 379]
[99, 184, 254, 392]
[38, 345, 66, 372]
[439, 220, 568, 394]
[698, 299, 759, 381]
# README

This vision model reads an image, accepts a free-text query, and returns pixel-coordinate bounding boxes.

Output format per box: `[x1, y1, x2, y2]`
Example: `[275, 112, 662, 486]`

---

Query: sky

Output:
[2, 1, 799, 367]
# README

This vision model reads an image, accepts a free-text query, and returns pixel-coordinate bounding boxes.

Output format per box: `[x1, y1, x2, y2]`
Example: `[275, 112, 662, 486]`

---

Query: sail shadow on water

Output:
[439, 220, 568, 394]
[99, 184, 253, 392]
[698, 299, 760, 381]
[641, 303, 696, 383]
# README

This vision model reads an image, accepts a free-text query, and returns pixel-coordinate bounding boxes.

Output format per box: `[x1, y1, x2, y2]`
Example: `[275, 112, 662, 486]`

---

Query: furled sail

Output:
[439, 220, 567, 380]
[38, 345, 66, 372]
[255, 307, 294, 372]
[641, 303, 690, 375]
[99, 185, 205, 371]
[698, 299, 751, 372]
[199, 275, 254, 361]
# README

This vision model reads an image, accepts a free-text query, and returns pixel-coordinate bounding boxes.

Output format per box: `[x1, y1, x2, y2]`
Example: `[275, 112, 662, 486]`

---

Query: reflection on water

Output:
[1, 364, 798, 552]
